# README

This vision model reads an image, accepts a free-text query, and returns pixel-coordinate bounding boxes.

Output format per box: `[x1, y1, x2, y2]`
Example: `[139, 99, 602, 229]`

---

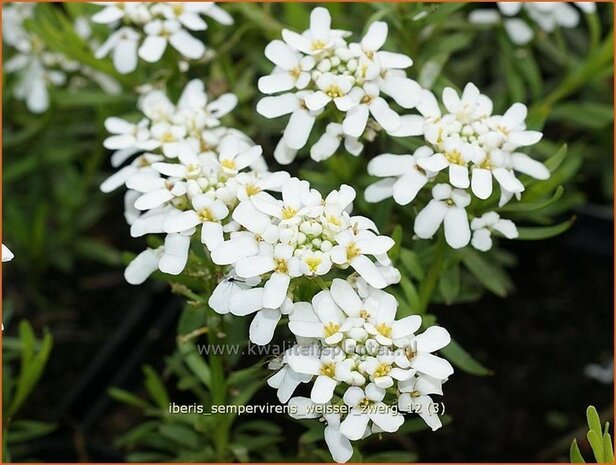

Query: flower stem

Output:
[418, 234, 447, 314]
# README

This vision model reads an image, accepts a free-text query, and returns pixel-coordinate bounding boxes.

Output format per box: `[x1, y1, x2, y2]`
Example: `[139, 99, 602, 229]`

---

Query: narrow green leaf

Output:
[108, 387, 152, 410]
[587, 430, 604, 463]
[570, 438, 586, 463]
[516, 217, 575, 240]
[587, 406, 602, 436]
[462, 249, 512, 297]
[440, 338, 492, 376]
[142, 365, 170, 410]
[399, 248, 425, 280]
[603, 431, 614, 464]
[438, 263, 460, 305]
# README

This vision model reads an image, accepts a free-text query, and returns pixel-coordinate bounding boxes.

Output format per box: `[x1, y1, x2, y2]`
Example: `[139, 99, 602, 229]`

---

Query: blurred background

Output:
[2, 2, 613, 462]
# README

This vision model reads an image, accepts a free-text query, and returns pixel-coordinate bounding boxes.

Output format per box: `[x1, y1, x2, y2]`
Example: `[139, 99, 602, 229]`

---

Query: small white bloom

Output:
[414, 184, 471, 249]
[471, 211, 519, 251]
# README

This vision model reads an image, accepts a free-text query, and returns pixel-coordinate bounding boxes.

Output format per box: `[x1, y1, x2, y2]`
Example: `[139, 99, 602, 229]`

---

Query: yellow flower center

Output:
[274, 258, 288, 274]
[376, 322, 392, 337]
[346, 242, 362, 260]
[359, 309, 370, 319]
[445, 149, 464, 165]
[325, 85, 344, 99]
[198, 208, 213, 222]
[320, 361, 336, 377]
[160, 131, 175, 143]
[220, 159, 236, 170]
[245, 184, 261, 196]
[327, 215, 341, 227]
[361, 94, 373, 104]
[281, 206, 297, 220]
[305, 256, 322, 272]
[289, 67, 302, 78]
[323, 322, 340, 338]
[311, 39, 327, 51]
[374, 363, 392, 378]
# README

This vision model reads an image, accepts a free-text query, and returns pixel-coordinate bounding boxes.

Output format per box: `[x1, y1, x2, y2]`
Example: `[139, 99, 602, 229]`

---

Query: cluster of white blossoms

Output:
[91, 2, 233, 74]
[207, 178, 401, 345]
[265, 278, 452, 463]
[3, 3, 119, 113]
[256, 7, 422, 164]
[365, 82, 549, 250]
[100, 79, 292, 283]
[469, 2, 596, 45]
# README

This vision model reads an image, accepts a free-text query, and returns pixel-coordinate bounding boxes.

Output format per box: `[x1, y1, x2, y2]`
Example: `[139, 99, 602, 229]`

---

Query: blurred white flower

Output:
[2, 244, 14, 263]
[469, 2, 596, 45]
[91, 2, 233, 73]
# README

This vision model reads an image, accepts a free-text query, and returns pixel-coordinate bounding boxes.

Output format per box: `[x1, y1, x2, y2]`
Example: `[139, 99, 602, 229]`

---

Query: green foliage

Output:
[570, 406, 615, 463]
[2, 321, 55, 462]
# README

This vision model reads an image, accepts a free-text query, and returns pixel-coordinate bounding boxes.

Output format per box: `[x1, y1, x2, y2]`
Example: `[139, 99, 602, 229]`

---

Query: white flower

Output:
[414, 184, 471, 249]
[469, 2, 596, 45]
[398, 374, 445, 431]
[257, 6, 420, 162]
[288, 398, 353, 463]
[339, 383, 404, 440]
[91, 2, 233, 73]
[395, 326, 454, 380]
[2, 244, 14, 263]
[471, 211, 519, 251]
[365, 146, 435, 205]
[359, 351, 413, 389]
[95, 27, 140, 74]
[268, 358, 312, 403]
[287, 346, 353, 403]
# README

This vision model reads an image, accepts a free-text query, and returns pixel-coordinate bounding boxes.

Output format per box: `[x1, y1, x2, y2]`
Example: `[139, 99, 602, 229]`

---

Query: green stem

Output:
[206, 309, 229, 461]
[418, 235, 447, 313]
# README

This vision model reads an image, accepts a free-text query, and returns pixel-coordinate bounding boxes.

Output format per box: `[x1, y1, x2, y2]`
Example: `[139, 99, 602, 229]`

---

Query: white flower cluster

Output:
[469, 2, 596, 45]
[3, 3, 119, 113]
[100, 79, 289, 283]
[366, 82, 549, 250]
[256, 7, 422, 164]
[91, 2, 233, 74]
[207, 178, 400, 345]
[267, 278, 452, 463]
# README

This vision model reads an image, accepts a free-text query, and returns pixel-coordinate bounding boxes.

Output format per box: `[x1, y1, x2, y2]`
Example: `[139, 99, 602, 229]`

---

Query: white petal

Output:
[414, 200, 447, 239]
[342, 104, 369, 138]
[444, 207, 471, 249]
[158, 234, 190, 275]
[391, 315, 422, 339]
[410, 353, 454, 379]
[370, 409, 404, 433]
[511, 153, 550, 180]
[361, 21, 387, 51]
[236, 256, 275, 278]
[263, 272, 291, 309]
[164, 210, 201, 233]
[201, 222, 224, 251]
[256, 94, 298, 118]
[124, 249, 160, 285]
[504, 18, 534, 45]
[258, 73, 296, 94]
[449, 164, 470, 189]
[324, 424, 354, 463]
[264, 39, 299, 70]
[370, 97, 400, 133]
[211, 236, 259, 265]
[339, 411, 370, 441]
[414, 326, 451, 353]
[283, 109, 315, 150]
[493, 168, 524, 193]
[351, 255, 387, 289]
[393, 171, 427, 205]
[471, 168, 493, 200]
[249, 309, 281, 345]
[138, 35, 167, 63]
[330, 278, 362, 317]
[169, 30, 205, 59]
[311, 375, 337, 404]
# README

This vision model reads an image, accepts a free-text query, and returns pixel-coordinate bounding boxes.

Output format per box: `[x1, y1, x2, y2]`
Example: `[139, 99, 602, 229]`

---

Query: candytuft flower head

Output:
[257, 6, 422, 164]
[268, 278, 453, 463]
[208, 177, 400, 344]
[365, 82, 549, 249]
[91, 2, 233, 74]
[100, 79, 289, 282]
